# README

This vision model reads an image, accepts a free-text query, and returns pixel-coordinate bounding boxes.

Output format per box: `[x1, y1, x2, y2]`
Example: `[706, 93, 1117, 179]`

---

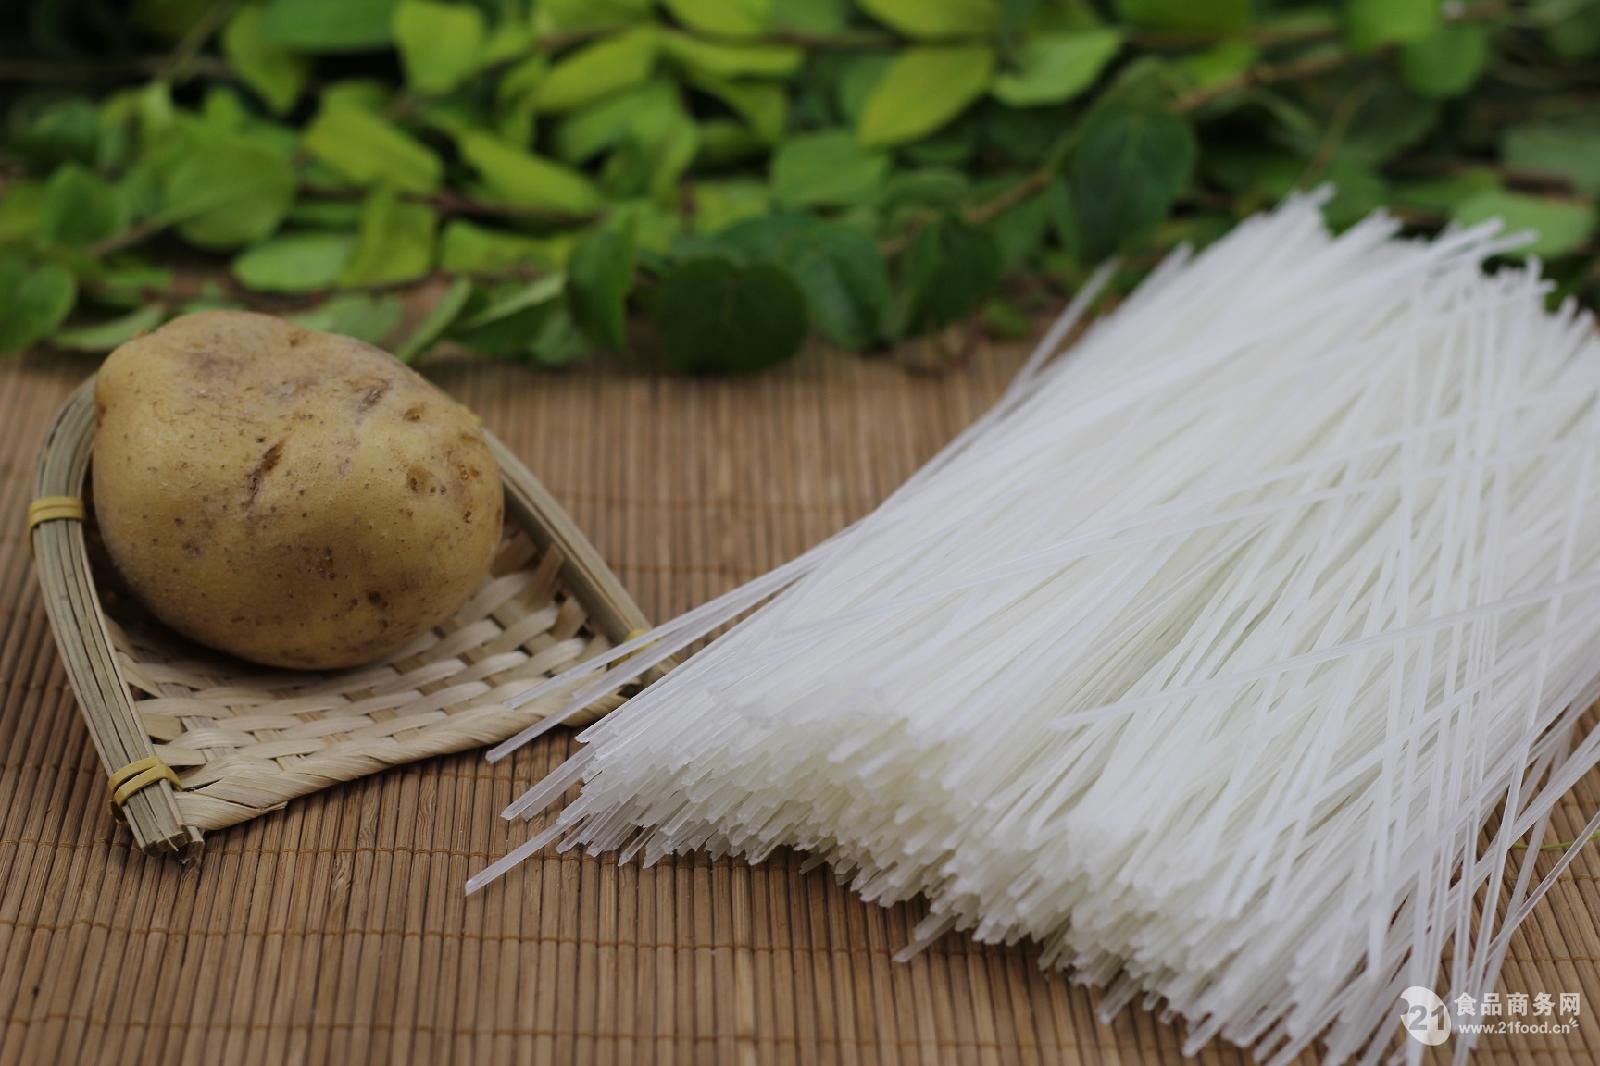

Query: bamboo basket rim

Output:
[30, 376, 653, 861]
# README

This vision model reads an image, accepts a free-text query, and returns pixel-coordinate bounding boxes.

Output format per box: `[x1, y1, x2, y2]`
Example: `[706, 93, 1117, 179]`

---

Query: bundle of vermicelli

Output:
[473, 193, 1600, 1064]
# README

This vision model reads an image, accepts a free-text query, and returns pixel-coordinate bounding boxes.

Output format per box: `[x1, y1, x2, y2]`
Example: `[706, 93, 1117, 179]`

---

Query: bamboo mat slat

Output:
[2, 345, 1599, 1065]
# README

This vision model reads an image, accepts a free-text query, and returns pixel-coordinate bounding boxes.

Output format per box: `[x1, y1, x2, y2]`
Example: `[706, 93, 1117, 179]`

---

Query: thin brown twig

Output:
[76, 182, 594, 266]
[295, 185, 600, 225]
[1129, 15, 1340, 51]
[0, 56, 234, 83]
[1170, 46, 1355, 112]
[82, 262, 545, 314]
[1301, 74, 1383, 183]
[967, 171, 1051, 226]
[161, 0, 240, 84]
[877, 169, 1051, 258]
[86, 217, 171, 260]
[1170, 0, 1510, 112]
[1386, 156, 1589, 198]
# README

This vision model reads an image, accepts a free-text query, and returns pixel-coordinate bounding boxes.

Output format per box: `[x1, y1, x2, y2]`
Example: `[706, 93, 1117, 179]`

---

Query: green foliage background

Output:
[1, 0, 1596, 370]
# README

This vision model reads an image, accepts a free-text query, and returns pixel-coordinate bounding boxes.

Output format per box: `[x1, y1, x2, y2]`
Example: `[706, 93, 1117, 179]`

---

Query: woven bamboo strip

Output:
[5, 351, 1598, 1065]
[30, 380, 195, 855]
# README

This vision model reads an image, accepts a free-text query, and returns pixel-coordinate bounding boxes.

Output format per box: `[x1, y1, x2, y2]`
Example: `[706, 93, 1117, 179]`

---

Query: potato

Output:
[92, 310, 502, 670]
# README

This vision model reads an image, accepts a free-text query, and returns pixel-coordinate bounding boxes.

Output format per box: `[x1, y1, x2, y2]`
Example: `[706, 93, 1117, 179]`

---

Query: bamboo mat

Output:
[3, 340, 1600, 1066]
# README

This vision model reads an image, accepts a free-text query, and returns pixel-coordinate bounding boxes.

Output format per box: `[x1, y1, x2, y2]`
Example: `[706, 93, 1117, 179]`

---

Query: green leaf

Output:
[291, 293, 405, 343]
[232, 232, 354, 292]
[1320, 157, 1388, 229]
[7, 98, 102, 169]
[0, 181, 44, 243]
[1390, 168, 1499, 212]
[771, 130, 889, 208]
[321, 79, 394, 112]
[542, 0, 653, 30]
[199, 83, 252, 133]
[567, 227, 635, 352]
[1454, 191, 1597, 257]
[554, 81, 683, 163]
[993, 29, 1122, 107]
[1504, 116, 1600, 195]
[289, 200, 367, 228]
[1066, 103, 1195, 260]
[482, 15, 535, 63]
[397, 277, 474, 362]
[536, 28, 658, 113]
[981, 296, 1032, 340]
[40, 165, 126, 248]
[982, 107, 1073, 165]
[696, 119, 766, 166]
[1399, 24, 1487, 98]
[116, 155, 167, 224]
[661, 0, 768, 37]
[51, 305, 167, 353]
[880, 167, 971, 220]
[164, 134, 295, 249]
[261, 0, 398, 51]
[1114, 0, 1246, 35]
[303, 100, 442, 195]
[457, 274, 567, 327]
[662, 33, 802, 78]
[858, 46, 996, 148]
[457, 131, 603, 214]
[614, 200, 685, 253]
[413, 101, 482, 138]
[176, 280, 245, 315]
[905, 117, 976, 167]
[1346, 0, 1438, 51]
[340, 187, 436, 286]
[1543, 0, 1600, 59]
[0, 254, 76, 355]
[1338, 84, 1438, 165]
[719, 213, 889, 350]
[1257, 8, 1339, 40]
[526, 306, 590, 367]
[600, 117, 699, 201]
[770, 0, 847, 33]
[655, 258, 807, 373]
[897, 218, 1001, 336]
[440, 220, 570, 273]
[1044, 172, 1080, 255]
[691, 180, 772, 233]
[1179, 39, 1257, 88]
[223, 5, 307, 114]
[494, 54, 547, 143]
[393, 0, 486, 95]
[835, 55, 892, 123]
[989, 190, 1052, 271]
[92, 262, 175, 308]
[449, 275, 566, 356]
[685, 75, 787, 143]
[1202, 144, 1302, 202]
[858, 0, 996, 38]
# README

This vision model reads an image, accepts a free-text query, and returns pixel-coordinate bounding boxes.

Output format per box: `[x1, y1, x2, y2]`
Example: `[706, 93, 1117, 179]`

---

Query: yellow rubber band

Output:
[27, 495, 85, 530]
[617, 627, 652, 663]
[107, 756, 181, 817]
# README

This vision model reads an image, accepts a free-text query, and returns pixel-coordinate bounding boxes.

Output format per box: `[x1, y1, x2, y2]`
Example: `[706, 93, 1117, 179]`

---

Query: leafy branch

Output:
[1, 0, 1596, 368]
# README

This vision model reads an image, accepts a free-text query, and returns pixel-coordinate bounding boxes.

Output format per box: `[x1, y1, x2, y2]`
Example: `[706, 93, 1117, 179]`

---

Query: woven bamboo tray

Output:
[29, 377, 652, 860]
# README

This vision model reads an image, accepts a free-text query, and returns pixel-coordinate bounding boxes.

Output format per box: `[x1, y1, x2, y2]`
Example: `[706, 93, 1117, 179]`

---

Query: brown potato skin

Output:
[92, 310, 502, 670]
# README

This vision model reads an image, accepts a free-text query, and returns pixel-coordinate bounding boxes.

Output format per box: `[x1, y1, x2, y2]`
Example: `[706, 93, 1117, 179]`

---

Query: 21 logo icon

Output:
[1399, 986, 1452, 1046]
